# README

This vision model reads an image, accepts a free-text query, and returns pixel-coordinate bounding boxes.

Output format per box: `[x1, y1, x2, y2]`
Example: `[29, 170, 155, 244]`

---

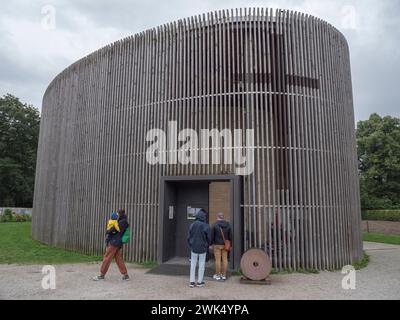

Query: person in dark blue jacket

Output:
[187, 209, 211, 288]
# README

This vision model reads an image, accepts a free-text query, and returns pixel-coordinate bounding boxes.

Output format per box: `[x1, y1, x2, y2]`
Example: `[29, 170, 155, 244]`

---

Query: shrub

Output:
[14, 214, 31, 222]
[360, 194, 397, 211]
[362, 210, 400, 222]
[0, 209, 31, 223]
[14, 214, 23, 222]
[1, 208, 14, 222]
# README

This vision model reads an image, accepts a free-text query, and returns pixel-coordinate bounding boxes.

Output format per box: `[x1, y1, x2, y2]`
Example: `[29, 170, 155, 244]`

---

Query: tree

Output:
[0, 94, 40, 207]
[356, 113, 400, 209]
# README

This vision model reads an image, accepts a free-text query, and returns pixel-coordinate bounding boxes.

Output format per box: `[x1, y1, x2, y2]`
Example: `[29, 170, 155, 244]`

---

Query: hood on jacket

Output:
[111, 212, 119, 220]
[195, 209, 207, 222]
[216, 219, 229, 228]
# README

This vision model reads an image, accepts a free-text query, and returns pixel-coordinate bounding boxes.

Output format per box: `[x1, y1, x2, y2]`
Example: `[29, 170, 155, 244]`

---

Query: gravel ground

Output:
[362, 220, 400, 235]
[0, 241, 399, 300]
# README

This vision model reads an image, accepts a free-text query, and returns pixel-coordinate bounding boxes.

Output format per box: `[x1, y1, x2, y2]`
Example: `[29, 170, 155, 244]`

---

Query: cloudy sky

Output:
[0, 0, 399, 121]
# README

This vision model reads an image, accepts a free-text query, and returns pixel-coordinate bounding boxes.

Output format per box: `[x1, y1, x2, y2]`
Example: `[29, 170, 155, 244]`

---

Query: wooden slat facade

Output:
[32, 9, 363, 270]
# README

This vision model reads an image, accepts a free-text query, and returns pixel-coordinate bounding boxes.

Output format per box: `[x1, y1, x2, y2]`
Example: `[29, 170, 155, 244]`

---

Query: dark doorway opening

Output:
[158, 175, 242, 271]
[175, 181, 209, 258]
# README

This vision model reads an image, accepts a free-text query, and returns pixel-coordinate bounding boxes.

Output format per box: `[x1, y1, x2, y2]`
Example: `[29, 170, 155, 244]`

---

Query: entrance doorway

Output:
[158, 175, 242, 270]
[175, 182, 209, 258]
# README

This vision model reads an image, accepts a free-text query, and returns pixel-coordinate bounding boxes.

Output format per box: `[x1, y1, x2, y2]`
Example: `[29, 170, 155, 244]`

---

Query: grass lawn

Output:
[363, 232, 400, 245]
[0, 222, 102, 265]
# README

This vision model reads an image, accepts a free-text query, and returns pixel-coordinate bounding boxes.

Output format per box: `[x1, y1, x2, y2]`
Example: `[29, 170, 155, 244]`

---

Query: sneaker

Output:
[92, 275, 105, 281]
[221, 275, 226, 281]
[197, 282, 205, 287]
[122, 275, 130, 281]
[213, 274, 221, 280]
[189, 282, 196, 288]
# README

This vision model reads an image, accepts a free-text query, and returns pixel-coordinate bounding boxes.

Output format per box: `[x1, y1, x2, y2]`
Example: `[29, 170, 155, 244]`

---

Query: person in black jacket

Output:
[187, 209, 211, 288]
[93, 208, 130, 281]
[211, 212, 231, 281]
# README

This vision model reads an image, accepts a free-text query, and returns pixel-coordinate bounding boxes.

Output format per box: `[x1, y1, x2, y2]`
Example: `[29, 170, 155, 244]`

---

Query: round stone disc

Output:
[240, 248, 272, 281]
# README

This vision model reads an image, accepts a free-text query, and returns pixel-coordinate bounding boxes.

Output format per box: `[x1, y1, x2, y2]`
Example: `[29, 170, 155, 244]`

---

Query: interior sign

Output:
[168, 206, 174, 219]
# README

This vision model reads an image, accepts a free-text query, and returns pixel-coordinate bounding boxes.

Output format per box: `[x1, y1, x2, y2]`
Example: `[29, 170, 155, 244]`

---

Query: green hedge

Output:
[0, 208, 32, 223]
[362, 210, 400, 222]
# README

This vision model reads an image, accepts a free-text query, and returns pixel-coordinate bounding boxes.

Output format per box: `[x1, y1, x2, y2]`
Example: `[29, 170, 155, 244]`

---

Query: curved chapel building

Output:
[32, 8, 363, 270]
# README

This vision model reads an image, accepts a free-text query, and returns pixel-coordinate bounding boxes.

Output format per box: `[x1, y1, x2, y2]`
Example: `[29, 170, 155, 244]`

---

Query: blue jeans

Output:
[190, 251, 206, 283]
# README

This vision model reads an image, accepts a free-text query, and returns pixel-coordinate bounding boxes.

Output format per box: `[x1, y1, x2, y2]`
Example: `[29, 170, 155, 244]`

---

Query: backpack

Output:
[121, 228, 131, 244]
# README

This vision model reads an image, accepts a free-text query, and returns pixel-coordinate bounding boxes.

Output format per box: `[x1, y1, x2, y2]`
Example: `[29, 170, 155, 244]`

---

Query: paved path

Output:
[0, 242, 399, 300]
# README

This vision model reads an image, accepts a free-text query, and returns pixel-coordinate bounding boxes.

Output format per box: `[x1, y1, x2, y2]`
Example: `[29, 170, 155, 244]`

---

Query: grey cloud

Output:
[0, 0, 398, 123]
